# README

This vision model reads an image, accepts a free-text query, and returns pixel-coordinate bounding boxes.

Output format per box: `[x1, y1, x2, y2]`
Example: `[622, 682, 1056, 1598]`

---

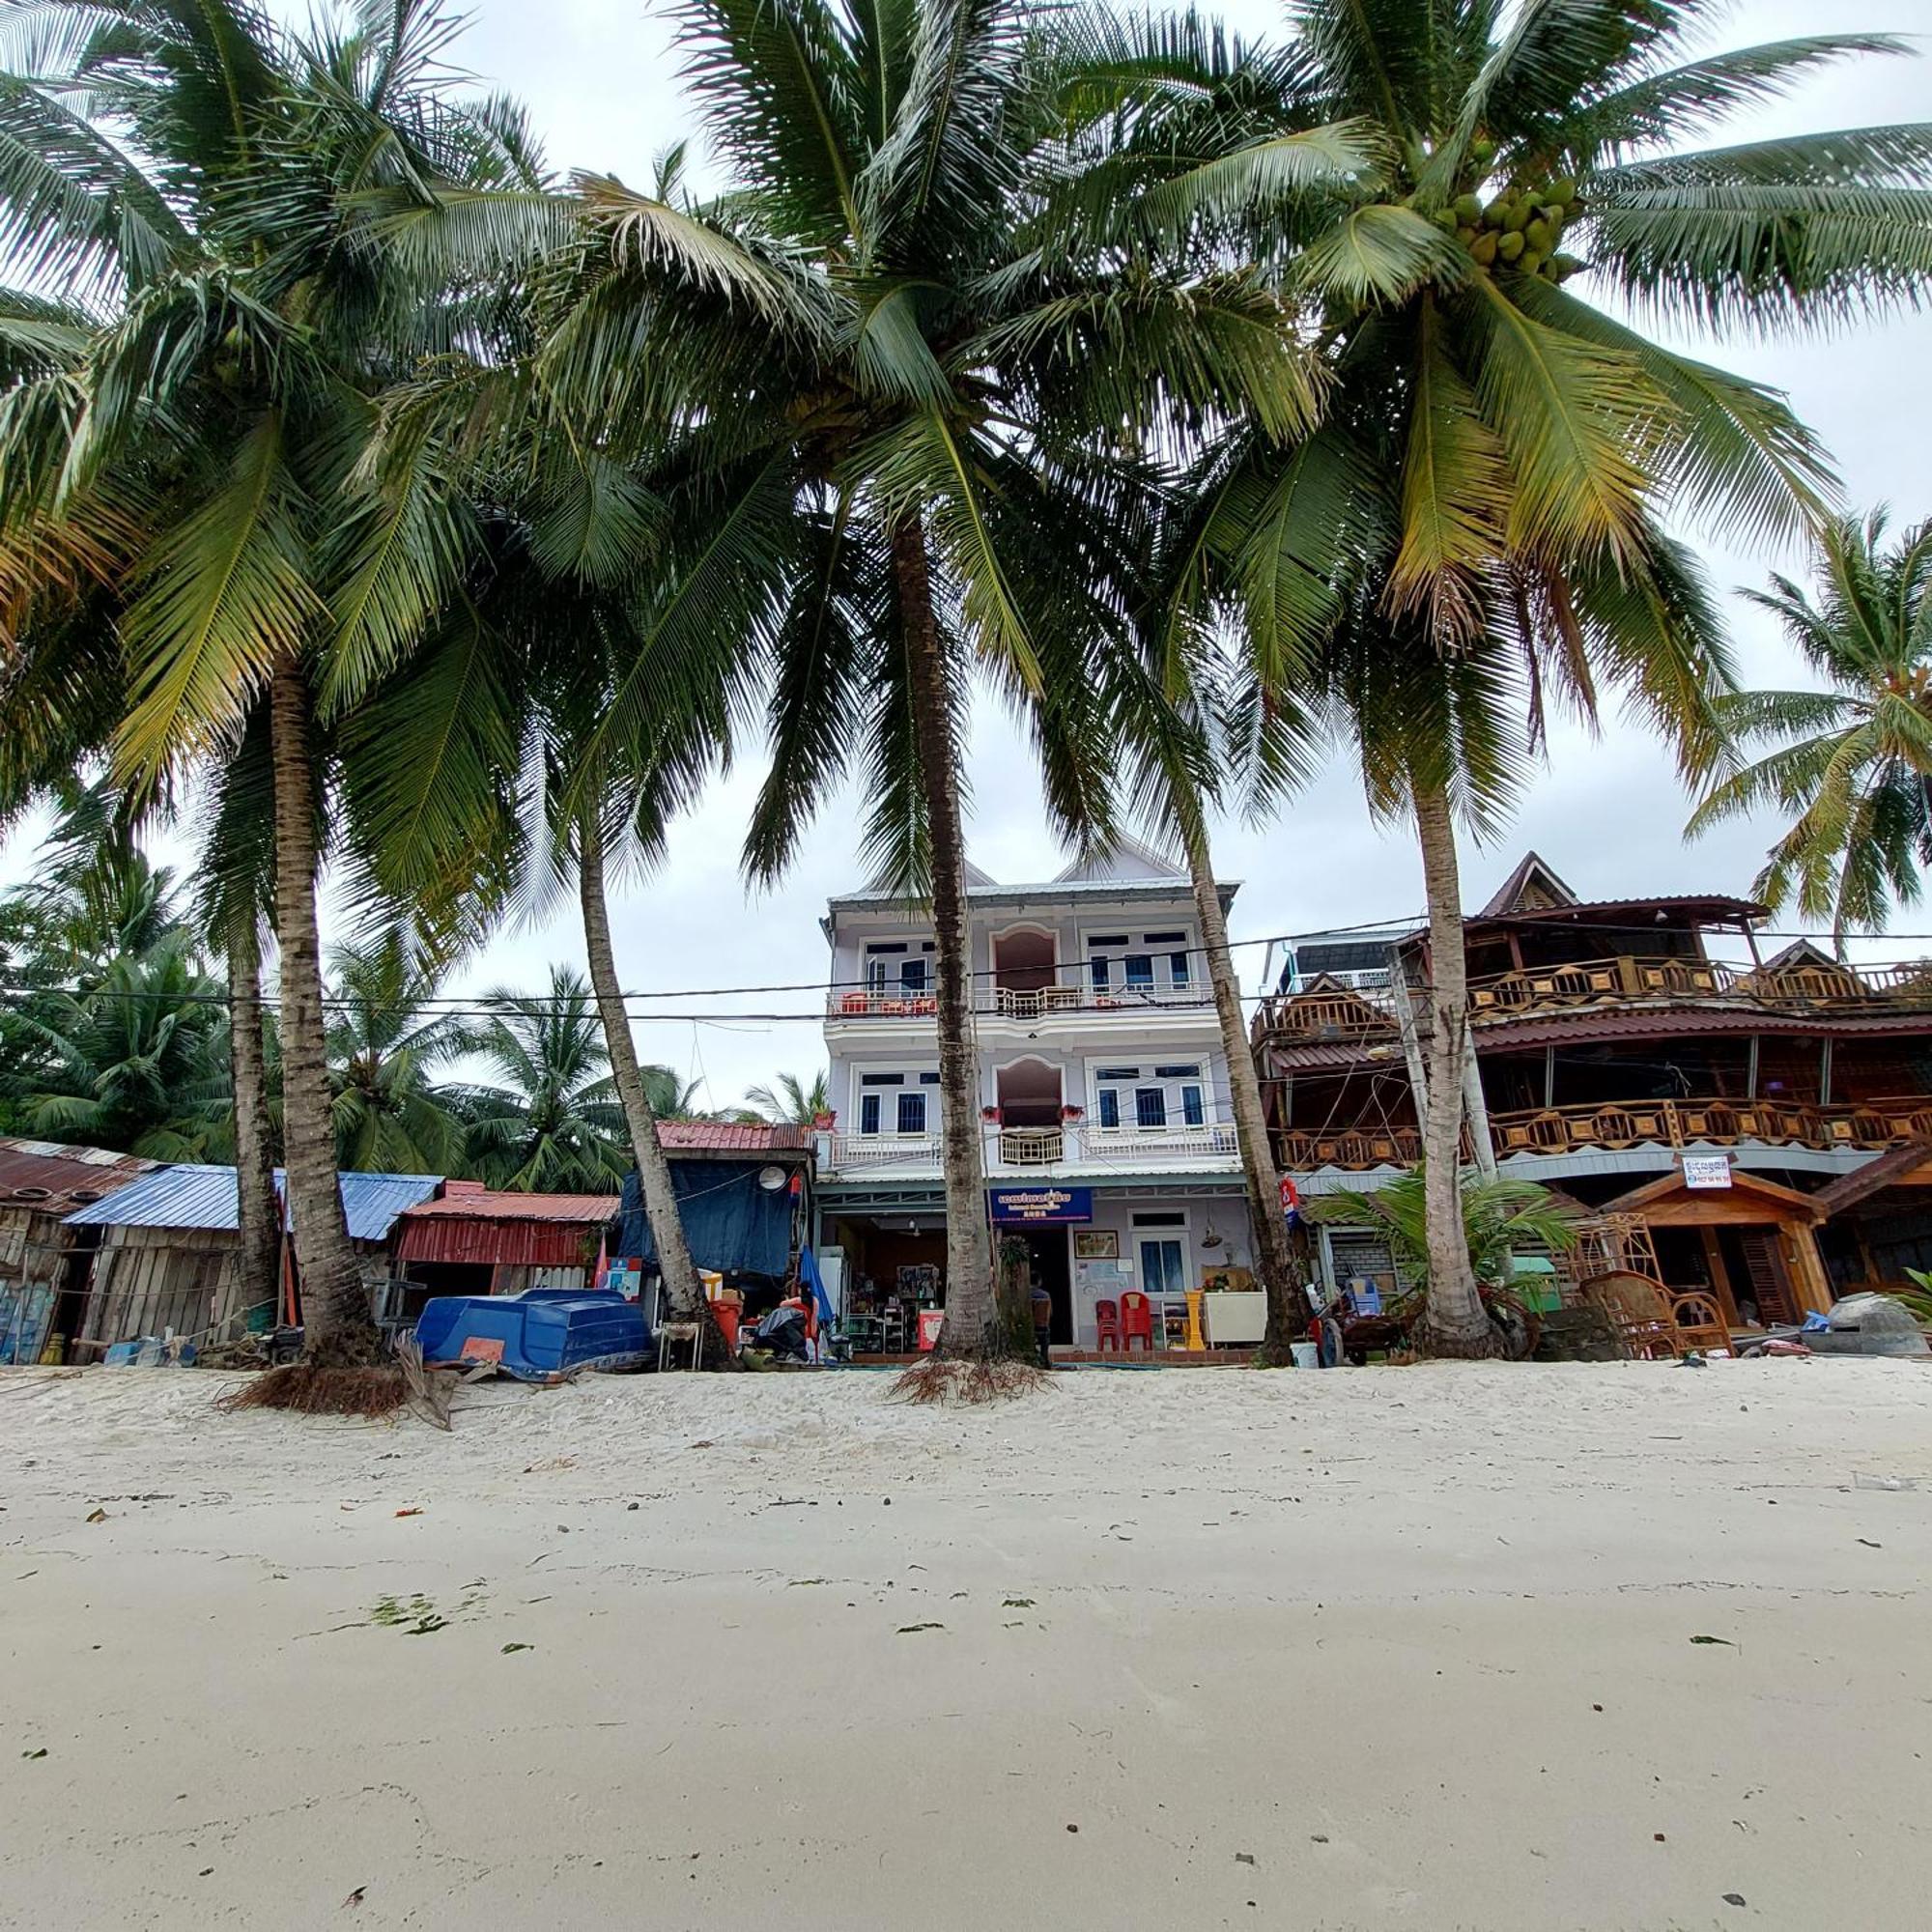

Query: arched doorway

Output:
[992, 926, 1057, 1012]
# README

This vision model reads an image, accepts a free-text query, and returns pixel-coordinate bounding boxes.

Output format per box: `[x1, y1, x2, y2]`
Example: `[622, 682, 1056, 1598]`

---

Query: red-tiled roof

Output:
[0, 1138, 163, 1215]
[399, 1190, 619, 1223]
[656, 1122, 810, 1152]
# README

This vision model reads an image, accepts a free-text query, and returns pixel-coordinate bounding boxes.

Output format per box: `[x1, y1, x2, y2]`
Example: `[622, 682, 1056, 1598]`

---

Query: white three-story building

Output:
[810, 839, 1258, 1350]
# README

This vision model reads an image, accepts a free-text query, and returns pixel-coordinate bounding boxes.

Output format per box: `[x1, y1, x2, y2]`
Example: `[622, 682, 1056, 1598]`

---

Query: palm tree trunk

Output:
[891, 517, 1004, 1357]
[1176, 793, 1299, 1364]
[225, 915, 281, 1335]
[1411, 781, 1492, 1355]
[269, 662, 372, 1364]
[579, 810, 703, 1321]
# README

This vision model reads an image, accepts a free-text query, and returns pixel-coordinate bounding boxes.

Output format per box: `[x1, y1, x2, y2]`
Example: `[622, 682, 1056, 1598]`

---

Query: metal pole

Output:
[1463, 1034, 1498, 1180]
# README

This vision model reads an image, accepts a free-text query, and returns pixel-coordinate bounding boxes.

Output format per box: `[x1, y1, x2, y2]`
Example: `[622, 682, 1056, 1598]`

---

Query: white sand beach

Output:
[4, 1358, 1930, 1931]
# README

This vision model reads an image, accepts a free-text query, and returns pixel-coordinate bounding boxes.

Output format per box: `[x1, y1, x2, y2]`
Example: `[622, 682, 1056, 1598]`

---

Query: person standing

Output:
[1030, 1276, 1055, 1369]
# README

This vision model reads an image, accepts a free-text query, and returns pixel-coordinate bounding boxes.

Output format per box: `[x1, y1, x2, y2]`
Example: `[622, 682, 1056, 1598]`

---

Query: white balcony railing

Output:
[827, 982, 1213, 1020]
[822, 1122, 1239, 1177]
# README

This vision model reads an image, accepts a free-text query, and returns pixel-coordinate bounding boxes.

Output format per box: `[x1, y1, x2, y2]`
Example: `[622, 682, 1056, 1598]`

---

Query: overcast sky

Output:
[7, 1, 1931, 1114]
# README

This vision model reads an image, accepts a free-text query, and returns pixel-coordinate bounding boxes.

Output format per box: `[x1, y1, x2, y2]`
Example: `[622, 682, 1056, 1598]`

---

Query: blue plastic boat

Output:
[413, 1290, 650, 1381]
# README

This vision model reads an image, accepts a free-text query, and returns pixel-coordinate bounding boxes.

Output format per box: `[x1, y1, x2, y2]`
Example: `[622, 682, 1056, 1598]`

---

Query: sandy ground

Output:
[2, 1360, 1930, 1932]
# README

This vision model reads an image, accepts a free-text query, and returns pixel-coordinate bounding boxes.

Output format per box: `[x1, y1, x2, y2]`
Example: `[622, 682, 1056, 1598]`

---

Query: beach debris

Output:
[1690, 1634, 1733, 1646]
[1065, 1825, 1079, 1834]
[895, 1622, 944, 1634]
[627, 1501, 639, 1511]
[1236, 1852, 1257, 1866]
[342, 1886, 367, 1909]
[1310, 1834, 1329, 1844]
[1723, 1894, 1747, 1908]
[1854, 1472, 1917, 1492]
[394, 1508, 422, 1519]
[22, 1747, 47, 1759]
[85, 1507, 107, 1523]
[1858, 1539, 1883, 1548]
[1004, 1597, 1036, 1608]
[500, 1642, 533, 1655]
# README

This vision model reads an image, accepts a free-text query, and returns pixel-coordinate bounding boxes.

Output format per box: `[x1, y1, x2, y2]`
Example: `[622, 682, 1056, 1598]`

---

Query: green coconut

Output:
[1455, 224, 1477, 245]
[1549, 252, 1583, 280]
[1470, 230, 1499, 267]
[1454, 193, 1484, 225]
[1503, 199, 1532, 233]
[1433, 207, 1458, 232]
[1518, 248, 1545, 277]
[1524, 219, 1553, 254]
[1496, 229, 1524, 262]
[1550, 176, 1577, 204]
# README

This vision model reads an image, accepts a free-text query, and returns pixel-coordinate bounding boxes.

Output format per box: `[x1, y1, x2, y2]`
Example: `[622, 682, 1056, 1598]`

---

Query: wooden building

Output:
[0, 1139, 161, 1363]
[1254, 852, 1932, 1319]
[64, 1165, 442, 1352]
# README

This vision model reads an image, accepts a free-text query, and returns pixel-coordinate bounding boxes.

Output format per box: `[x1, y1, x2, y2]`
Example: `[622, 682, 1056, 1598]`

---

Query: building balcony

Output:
[827, 982, 1215, 1023]
[1273, 1093, 1932, 1173]
[820, 1121, 1240, 1180]
[1467, 954, 1932, 1022]
[1255, 955, 1932, 1048]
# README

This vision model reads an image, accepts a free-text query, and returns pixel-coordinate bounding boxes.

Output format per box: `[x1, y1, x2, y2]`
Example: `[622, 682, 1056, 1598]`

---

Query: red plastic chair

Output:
[1094, 1298, 1122, 1353]
[1119, 1290, 1155, 1354]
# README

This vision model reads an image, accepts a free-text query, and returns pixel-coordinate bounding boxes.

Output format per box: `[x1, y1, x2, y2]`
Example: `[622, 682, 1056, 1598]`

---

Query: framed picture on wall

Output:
[1073, 1230, 1119, 1261]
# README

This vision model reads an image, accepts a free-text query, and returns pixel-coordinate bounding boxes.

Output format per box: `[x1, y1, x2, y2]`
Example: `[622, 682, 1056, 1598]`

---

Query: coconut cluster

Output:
[1435, 173, 1583, 284]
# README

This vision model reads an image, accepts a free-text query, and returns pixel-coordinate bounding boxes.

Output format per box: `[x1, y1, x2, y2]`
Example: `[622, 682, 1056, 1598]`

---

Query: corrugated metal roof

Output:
[398, 1189, 619, 1223]
[65, 1165, 441, 1242]
[658, 1122, 810, 1153]
[0, 1139, 163, 1215]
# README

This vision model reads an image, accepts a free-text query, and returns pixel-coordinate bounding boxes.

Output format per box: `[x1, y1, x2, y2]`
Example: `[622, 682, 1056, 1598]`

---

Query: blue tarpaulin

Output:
[617, 1161, 794, 1278]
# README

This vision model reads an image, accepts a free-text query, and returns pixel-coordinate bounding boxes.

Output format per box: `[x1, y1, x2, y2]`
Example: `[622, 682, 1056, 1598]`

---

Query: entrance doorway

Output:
[1018, 1227, 1072, 1343]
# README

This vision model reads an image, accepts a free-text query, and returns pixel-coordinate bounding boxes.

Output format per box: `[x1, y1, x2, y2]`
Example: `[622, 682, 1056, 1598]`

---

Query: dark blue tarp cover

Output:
[618, 1161, 792, 1278]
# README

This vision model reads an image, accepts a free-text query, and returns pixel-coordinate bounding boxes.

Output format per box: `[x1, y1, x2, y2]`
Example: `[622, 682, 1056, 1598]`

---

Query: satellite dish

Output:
[756, 1164, 788, 1192]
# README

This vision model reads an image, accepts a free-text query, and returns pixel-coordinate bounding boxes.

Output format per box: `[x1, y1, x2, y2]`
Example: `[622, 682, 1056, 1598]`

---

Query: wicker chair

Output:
[1581, 1272, 1730, 1360]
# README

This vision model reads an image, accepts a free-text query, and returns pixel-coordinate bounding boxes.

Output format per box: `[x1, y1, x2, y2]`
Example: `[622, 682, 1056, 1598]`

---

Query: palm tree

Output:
[1690, 511, 1932, 946]
[527, 0, 1317, 1368]
[459, 967, 632, 1192]
[1076, 0, 1930, 1350]
[1309, 1167, 1579, 1293]
[0, 1, 547, 1371]
[745, 1069, 829, 1124]
[5, 934, 229, 1158]
[324, 934, 473, 1175]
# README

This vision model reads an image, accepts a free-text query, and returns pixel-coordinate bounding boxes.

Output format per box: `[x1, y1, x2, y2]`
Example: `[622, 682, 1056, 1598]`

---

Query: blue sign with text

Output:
[989, 1186, 1094, 1225]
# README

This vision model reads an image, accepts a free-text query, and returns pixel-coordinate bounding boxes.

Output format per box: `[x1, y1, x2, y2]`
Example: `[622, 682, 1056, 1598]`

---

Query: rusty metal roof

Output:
[656, 1122, 810, 1154]
[398, 1187, 619, 1224]
[0, 1139, 162, 1215]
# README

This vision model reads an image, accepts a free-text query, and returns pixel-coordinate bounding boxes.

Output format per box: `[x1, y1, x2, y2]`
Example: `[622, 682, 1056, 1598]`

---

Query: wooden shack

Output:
[64, 1165, 443, 1353]
[0, 1139, 161, 1363]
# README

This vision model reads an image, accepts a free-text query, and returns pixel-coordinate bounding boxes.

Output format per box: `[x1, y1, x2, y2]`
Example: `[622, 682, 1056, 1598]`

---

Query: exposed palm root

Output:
[890, 1354, 1049, 1406]
[216, 1363, 410, 1417]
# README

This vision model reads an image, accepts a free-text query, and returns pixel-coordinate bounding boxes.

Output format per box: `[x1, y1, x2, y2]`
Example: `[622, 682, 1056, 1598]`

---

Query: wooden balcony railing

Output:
[1255, 991, 1401, 1041]
[1466, 954, 1932, 1020]
[1275, 1094, 1932, 1171]
[1256, 955, 1932, 1045]
[1487, 1094, 1932, 1155]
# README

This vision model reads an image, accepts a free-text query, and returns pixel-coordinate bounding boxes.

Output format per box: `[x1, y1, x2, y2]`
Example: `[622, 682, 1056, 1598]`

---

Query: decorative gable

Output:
[1480, 851, 1579, 917]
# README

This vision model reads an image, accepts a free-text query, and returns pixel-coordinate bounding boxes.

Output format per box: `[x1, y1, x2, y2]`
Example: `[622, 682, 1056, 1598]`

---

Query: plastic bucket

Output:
[1290, 1341, 1320, 1370]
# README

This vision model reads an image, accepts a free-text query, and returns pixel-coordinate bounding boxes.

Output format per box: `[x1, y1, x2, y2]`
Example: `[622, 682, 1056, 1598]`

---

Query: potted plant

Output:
[810, 1110, 836, 1131]
[1060, 1103, 1084, 1122]
[981, 1105, 1003, 1124]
